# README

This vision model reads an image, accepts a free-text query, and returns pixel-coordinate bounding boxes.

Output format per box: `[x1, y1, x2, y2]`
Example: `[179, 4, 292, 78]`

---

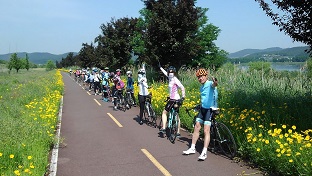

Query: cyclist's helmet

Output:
[109, 72, 115, 78]
[195, 68, 208, 77]
[126, 70, 132, 76]
[116, 69, 121, 76]
[167, 66, 176, 73]
[104, 67, 109, 70]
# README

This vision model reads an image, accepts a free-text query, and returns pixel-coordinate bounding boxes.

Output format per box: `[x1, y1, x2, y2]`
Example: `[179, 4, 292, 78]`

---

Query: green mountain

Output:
[228, 46, 309, 58]
[0, 52, 77, 64]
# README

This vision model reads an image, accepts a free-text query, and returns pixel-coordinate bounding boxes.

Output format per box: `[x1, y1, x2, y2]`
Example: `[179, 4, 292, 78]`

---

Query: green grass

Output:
[0, 69, 63, 175]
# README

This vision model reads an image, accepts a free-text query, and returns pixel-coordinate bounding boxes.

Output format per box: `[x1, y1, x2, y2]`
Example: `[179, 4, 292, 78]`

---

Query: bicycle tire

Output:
[127, 93, 134, 108]
[168, 111, 179, 144]
[143, 103, 150, 124]
[215, 122, 237, 159]
[120, 95, 127, 112]
[148, 103, 157, 128]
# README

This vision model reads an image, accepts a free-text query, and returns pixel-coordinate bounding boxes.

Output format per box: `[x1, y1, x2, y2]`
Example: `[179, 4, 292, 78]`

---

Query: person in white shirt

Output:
[137, 67, 149, 125]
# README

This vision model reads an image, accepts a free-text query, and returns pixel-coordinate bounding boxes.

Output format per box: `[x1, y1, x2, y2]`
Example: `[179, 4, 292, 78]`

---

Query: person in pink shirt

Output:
[159, 65, 185, 137]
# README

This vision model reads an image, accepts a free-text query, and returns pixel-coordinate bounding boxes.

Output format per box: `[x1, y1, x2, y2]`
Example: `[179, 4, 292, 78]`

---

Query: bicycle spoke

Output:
[215, 122, 237, 159]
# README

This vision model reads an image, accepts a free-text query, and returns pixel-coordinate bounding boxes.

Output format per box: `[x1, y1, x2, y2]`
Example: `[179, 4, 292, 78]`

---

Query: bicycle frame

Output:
[167, 100, 181, 144]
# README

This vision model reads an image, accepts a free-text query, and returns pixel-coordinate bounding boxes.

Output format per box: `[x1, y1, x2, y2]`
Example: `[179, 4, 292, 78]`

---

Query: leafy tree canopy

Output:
[256, 0, 312, 55]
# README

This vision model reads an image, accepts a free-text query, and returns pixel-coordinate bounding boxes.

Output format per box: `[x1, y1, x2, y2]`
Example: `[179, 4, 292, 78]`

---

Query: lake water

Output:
[239, 62, 305, 72]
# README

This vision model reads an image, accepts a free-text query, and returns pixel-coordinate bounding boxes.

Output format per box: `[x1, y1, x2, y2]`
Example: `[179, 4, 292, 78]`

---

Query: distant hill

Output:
[0, 52, 77, 64]
[229, 46, 309, 58]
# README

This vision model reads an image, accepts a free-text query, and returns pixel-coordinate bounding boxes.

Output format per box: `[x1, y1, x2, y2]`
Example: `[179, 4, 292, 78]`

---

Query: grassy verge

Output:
[0, 69, 63, 175]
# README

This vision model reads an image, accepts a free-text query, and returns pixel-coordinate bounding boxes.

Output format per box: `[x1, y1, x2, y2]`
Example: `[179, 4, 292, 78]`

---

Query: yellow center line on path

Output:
[94, 99, 101, 106]
[107, 113, 123, 127]
[141, 149, 172, 176]
[87, 91, 91, 95]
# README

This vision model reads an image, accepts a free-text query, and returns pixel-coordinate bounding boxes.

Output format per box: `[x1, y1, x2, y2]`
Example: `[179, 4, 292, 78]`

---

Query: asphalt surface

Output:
[56, 72, 264, 176]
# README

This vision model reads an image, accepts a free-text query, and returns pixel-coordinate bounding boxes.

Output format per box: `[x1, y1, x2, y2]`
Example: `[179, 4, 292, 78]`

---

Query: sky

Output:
[0, 0, 306, 55]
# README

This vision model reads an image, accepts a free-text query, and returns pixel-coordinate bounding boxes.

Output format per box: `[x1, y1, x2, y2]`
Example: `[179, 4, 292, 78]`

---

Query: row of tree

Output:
[5, 53, 56, 73]
[58, 0, 312, 72]
[57, 0, 228, 71]
[7, 53, 30, 73]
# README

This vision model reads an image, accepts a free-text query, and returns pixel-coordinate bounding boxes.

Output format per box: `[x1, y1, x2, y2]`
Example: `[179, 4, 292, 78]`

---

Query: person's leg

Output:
[183, 122, 201, 155]
[198, 124, 210, 160]
[113, 88, 118, 109]
[161, 109, 168, 130]
[138, 95, 145, 124]
[131, 91, 136, 105]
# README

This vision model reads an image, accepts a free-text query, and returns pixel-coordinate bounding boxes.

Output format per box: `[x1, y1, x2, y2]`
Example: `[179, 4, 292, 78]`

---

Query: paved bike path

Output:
[56, 72, 264, 176]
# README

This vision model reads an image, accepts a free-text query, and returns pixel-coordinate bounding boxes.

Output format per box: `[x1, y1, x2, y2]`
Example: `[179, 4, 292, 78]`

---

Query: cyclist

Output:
[93, 69, 102, 95]
[159, 65, 185, 137]
[126, 70, 136, 107]
[69, 68, 72, 76]
[112, 69, 125, 110]
[137, 68, 149, 125]
[102, 67, 110, 102]
[183, 68, 218, 161]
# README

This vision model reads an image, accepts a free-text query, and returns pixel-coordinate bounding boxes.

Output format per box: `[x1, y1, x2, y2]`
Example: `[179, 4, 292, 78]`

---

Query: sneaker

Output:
[176, 133, 181, 138]
[183, 148, 196, 155]
[113, 106, 118, 111]
[198, 152, 207, 161]
[139, 121, 143, 125]
[159, 128, 166, 134]
[133, 103, 137, 107]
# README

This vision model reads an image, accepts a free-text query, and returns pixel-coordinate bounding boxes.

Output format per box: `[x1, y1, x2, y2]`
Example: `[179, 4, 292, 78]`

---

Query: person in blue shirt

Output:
[102, 67, 110, 102]
[126, 70, 136, 107]
[183, 68, 218, 161]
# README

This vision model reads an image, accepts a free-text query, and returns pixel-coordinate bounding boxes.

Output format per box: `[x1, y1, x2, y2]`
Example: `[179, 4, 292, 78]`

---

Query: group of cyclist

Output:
[70, 65, 218, 161]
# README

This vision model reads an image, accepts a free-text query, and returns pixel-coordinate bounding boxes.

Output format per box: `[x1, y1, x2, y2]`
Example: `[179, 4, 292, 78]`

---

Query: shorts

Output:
[195, 107, 212, 126]
[164, 99, 179, 112]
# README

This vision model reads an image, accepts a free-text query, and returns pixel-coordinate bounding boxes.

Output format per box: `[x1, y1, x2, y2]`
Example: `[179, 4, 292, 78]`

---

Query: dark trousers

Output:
[138, 95, 147, 121]
[93, 81, 101, 93]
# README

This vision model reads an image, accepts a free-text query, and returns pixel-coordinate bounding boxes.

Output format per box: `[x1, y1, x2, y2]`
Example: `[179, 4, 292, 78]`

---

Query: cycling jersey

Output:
[160, 67, 185, 100]
[200, 80, 217, 109]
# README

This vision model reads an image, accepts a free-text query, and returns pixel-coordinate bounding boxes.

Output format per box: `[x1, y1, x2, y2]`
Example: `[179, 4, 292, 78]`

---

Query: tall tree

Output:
[95, 17, 138, 70]
[191, 7, 228, 69]
[25, 54, 30, 71]
[255, 0, 312, 55]
[9, 53, 23, 73]
[143, 0, 201, 70]
[78, 43, 97, 68]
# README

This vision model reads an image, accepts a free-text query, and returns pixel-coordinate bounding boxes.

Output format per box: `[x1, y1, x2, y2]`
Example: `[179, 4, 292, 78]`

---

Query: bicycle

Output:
[115, 89, 127, 112]
[185, 105, 237, 159]
[124, 89, 135, 109]
[143, 93, 157, 127]
[158, 98, 183, 144]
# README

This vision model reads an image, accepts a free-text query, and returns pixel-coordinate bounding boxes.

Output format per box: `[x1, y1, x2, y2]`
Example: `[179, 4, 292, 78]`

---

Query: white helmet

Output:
[126, 70, 132, 75]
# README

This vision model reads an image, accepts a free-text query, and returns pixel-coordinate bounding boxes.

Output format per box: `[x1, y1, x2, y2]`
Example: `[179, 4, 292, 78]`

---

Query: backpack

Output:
[116, 80, 125, 89]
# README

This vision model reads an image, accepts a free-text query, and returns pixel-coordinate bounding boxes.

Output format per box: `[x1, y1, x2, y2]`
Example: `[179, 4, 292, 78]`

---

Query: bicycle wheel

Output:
[149, 105, 157, 128]
[168, 112, 179, 144]
[143, 103, 150, 124]
[215, 122, 237, 159]
[120, 95, 127, 112]
[127, 92, 134, 107]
